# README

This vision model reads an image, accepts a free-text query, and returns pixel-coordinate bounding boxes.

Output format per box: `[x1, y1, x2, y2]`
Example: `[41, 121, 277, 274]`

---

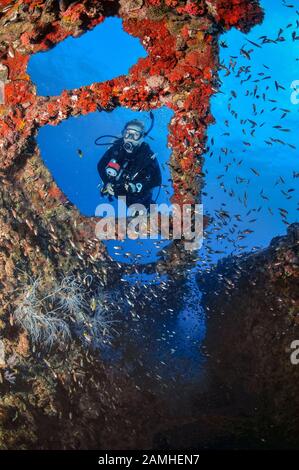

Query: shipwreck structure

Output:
[6, 0, 299, 451]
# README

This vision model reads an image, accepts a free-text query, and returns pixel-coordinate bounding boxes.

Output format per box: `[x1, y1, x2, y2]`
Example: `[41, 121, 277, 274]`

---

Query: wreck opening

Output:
[37, 105, 175, 263]
[27, 17, 147, 96]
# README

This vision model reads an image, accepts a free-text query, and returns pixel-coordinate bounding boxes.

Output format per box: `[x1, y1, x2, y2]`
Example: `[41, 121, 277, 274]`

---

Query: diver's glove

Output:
[126, 182, 143, 193]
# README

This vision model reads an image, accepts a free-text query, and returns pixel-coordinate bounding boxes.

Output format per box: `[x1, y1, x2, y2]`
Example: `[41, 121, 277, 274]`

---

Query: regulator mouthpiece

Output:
[124, 141, 134, 153]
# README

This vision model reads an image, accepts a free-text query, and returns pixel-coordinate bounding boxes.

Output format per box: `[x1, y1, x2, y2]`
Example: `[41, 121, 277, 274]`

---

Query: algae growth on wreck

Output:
[0, 0, 298, 457]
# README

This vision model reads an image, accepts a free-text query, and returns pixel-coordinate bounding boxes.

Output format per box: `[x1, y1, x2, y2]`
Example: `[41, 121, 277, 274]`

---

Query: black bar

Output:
[0, 449, 298, 466]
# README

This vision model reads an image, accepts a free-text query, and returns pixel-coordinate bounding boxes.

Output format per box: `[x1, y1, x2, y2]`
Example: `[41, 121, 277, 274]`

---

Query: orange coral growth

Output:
[5, 81, 35, 106]
[3, 52, 29, 81]
[215, 0, 264, 32]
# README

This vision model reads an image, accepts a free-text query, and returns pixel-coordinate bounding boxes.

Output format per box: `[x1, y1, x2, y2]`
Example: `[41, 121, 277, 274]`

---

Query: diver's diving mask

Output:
[123, 128, 143, 141]
[123, 127, 144, 153]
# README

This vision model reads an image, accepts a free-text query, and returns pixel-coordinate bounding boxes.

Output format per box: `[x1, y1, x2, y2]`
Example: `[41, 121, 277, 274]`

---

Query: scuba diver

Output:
[97, 118, 162, 211]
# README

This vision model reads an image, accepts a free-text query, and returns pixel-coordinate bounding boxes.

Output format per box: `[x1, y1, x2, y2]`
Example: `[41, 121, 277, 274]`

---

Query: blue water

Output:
[202, 0, 299, 265]
[28, 17, 148, 96]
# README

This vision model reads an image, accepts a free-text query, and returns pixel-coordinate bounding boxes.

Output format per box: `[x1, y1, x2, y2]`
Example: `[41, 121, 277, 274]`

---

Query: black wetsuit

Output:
[97, 139, 162, 208]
